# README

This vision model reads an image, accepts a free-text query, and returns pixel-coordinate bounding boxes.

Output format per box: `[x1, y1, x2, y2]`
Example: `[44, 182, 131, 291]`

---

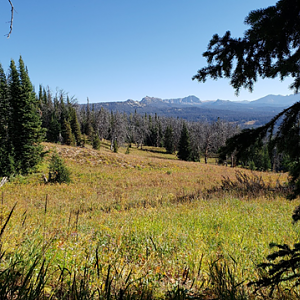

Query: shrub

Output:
[92, 134, 101, 150]
[48, 152, 71, 184]
[248, 160, 256, 171]
[113, 139, 118, 153]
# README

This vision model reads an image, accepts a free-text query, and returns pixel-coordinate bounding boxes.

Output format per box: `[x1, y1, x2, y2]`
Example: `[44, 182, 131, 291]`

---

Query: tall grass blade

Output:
[0, 202, 17, 239]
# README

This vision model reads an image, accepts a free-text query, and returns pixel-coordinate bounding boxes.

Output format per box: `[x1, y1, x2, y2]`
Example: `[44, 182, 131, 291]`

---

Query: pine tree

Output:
[157, 121, 163, 147]
[92, 134, 101, 150]
[62, 119, 75, 146]
[113, 138, 118, 153]
[47, 111, 60, 143]
[177, 123, 192, 161]
[0, 64, 14, 176]
[7, 57, 45, 174]
[59, 93, 68, 132]
[48, 152, 71, 184]
[69, 106, 82, 146]
[38, 85, 54, 141]
[84, 97, 93, 138]
[164, 125, 175, 154]
[17, 57, 45, 173]
[7, 60, 20, 171]
[254, 145, 271, 171]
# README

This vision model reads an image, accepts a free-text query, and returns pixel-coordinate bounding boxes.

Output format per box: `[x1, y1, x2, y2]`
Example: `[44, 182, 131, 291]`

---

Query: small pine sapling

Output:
[48, 152, 71, 184]
[113, 139, 118, 153]
[125, 145, 130, 154]
[92, 134, 101, 150]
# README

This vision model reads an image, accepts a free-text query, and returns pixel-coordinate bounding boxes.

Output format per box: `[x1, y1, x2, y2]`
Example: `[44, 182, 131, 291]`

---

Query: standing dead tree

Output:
[6, 0, 15, 38]
[0, 177, 8, 188]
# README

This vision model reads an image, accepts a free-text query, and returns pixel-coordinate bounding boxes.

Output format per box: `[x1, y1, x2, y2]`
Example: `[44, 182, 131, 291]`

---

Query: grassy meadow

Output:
[1, 141, 299, 299]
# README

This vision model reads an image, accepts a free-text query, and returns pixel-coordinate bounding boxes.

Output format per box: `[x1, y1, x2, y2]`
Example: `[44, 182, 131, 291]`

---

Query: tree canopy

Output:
[193, 0, 300, 94]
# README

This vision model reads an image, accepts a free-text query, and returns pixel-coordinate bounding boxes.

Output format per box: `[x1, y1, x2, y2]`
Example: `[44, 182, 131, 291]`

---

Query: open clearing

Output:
[1, 142, 299, 298]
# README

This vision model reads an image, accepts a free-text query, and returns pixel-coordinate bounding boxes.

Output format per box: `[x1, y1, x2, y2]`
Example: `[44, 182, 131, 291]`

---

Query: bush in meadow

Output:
[48, 152, 71, 184]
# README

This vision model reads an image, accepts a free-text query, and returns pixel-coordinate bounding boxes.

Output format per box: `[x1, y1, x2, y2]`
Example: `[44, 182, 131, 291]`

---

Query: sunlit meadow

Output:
[0, 141, 299, 298]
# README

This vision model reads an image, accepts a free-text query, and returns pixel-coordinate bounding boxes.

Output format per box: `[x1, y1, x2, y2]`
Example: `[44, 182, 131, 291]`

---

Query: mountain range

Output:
[86, 94, 300, 127]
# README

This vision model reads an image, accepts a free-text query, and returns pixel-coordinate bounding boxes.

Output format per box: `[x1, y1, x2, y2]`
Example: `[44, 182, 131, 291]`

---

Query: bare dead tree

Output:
[0, 177, 8, 188]
[6, 0, 15, 38]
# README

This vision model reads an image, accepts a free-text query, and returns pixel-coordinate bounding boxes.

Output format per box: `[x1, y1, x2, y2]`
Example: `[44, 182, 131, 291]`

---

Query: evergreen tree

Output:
[47, 111, 60, 143]
[157, 121, 163, 147]
[7, 60, 20, 171]
[69, 106, 81, 146]
[261, 145, 271, 171]
[177, 123, 192, 161]
[92, 134, 101, 150]
[254, 144, 271, 171]
[84, 97, 93, 138]
[113, 138, 118, 153]
[17, 57, 45, 173]
[125, 144, 130, 154]
[62, 119, 75, 146]
[48, 152, 71, 184]
[236, 139, 271, 171]
[0, 64, 14, 176]
[164, 125, 175, 154]
[7, 57, 45, 174]
[38, 85, 55, 141]
[59, 93, 68, 131]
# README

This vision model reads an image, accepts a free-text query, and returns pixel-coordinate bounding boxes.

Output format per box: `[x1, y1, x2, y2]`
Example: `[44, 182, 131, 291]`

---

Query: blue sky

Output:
[0, 0, 295, 104]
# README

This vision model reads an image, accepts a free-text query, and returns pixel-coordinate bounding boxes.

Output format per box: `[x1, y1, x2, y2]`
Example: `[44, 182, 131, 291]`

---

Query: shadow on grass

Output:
[173, 170, 292, 204]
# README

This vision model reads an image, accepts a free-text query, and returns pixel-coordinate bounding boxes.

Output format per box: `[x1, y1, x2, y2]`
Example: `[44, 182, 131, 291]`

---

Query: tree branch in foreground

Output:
[6, 0, 15, 38]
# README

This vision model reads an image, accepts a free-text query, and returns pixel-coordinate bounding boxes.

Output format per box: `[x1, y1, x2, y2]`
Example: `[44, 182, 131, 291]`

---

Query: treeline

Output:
[39, 88, 280, 170]
[38, 86, 240, 162]
[0, 56, 241, 179]
[0, 56, 280, 179]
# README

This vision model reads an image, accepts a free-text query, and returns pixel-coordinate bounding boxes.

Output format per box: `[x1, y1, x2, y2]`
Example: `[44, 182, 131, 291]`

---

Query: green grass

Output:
[0, 141, 298, 299]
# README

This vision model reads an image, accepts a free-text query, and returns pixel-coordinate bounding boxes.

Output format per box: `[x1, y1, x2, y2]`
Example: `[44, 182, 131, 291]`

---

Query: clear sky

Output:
[0, 0, 295, 104]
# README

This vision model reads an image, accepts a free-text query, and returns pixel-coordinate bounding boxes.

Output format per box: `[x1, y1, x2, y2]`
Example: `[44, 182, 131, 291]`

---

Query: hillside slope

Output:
[0, 142, 294, 299]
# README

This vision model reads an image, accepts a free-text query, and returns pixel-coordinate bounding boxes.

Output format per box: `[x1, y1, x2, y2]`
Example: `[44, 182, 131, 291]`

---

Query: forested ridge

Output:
[0, 56, 241, 177]
[37, 84, 283, 171]
[37, 85, 239, 163]
[84, 97, 286, 127]
[2, 54, 289, 180]
[0, 55, 293, 179]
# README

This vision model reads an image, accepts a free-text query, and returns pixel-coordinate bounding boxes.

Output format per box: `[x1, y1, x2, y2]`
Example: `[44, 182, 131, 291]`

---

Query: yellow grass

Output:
[0, 141, 299, 297]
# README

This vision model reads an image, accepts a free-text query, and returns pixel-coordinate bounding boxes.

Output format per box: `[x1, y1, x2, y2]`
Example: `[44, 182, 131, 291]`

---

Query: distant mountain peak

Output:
[250, 94, 300, 107]
[140, 96, 164, 105]
[181, 95, 201, 103]
[163, 95, 201, 104]
[125, 99, 141, 106]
